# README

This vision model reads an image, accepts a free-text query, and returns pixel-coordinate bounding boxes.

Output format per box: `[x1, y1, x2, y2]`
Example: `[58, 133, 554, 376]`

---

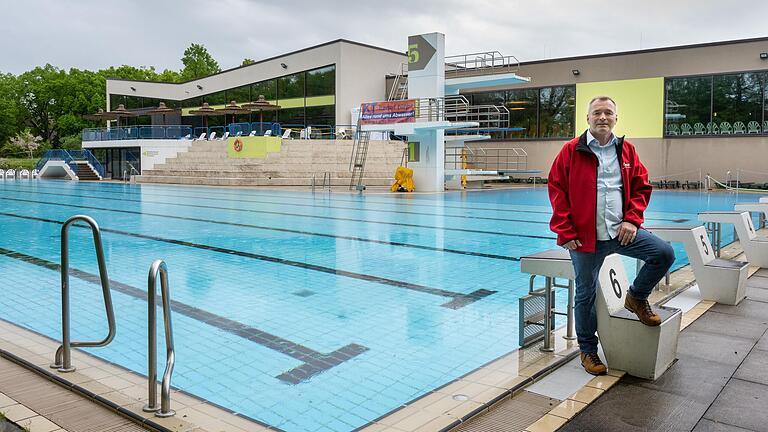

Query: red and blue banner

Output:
[360, 100, 416, 125]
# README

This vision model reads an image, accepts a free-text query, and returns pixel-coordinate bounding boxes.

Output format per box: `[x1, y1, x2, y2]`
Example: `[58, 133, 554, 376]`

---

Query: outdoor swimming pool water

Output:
[0, 181, 758, 431]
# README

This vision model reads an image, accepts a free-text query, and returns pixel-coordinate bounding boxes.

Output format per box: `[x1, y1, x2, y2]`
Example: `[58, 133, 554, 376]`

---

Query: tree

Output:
[0, 73, 22, 146]
[10, 130, 42, 158]
[180, 43, 220, 81]
[241, 58, 255, 66]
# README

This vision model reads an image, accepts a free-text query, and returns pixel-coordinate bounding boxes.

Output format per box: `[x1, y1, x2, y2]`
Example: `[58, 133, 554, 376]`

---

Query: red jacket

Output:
[548, 131, 652, 252]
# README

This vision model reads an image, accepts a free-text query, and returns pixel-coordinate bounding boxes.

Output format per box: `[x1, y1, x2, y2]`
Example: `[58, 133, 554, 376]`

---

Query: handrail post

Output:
[51, 215, 116, 373]
[143, 260, 176, 417]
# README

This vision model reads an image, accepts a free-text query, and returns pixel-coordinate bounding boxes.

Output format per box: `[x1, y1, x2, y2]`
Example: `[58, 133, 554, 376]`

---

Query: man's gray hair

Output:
[587, 96, 618, 114]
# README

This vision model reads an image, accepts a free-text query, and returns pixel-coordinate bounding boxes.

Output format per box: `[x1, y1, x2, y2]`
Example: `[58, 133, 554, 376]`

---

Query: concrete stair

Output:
[137, 138, 407, 187]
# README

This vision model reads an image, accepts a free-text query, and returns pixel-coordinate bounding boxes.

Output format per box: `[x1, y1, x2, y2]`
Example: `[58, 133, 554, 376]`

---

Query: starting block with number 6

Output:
[597, 254, 682, 380]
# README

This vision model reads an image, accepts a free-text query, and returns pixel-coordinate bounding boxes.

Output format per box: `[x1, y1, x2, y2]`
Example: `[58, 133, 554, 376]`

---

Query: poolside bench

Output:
[699, 211, 768, 268]
[649, 225, 748, 305]
[596, 254, 682, 380]
[518, 249, 575, 350]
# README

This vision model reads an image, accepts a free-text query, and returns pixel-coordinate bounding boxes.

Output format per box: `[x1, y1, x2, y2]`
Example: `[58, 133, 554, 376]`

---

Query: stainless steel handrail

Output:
[143, 260, 176, 417]
[51, 215, 116, 373]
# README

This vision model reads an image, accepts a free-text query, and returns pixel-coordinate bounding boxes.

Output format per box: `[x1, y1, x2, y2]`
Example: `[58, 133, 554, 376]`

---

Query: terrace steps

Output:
[137, 138, 406, 187]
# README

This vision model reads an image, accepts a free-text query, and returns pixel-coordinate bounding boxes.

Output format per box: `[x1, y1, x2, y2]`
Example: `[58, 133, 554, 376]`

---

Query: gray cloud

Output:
[1, 0, 767, 74]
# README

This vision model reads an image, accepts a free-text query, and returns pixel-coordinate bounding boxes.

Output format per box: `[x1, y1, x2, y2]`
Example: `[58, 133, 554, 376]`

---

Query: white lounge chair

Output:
[220, 131, 230, 140]
[264, 130, 272, 136]
[196, 132, 206, 140]
[248, 131, 257, 136]
[281, 129, 292, 139]
[209, 132, 217, 141]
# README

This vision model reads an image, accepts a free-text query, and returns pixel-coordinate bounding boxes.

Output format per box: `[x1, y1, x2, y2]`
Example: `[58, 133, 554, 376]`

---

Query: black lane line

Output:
[13, 183, 551, 225]
[0, 246, 366, 385]
[0, 185, 556, 240]
[0, 195, 523, 262]
[57, 181, 690, 223]
[0, 211, 496, 309]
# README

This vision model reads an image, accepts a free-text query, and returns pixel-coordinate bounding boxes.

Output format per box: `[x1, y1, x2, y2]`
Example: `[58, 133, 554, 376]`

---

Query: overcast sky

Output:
[2, 0, 768, 75]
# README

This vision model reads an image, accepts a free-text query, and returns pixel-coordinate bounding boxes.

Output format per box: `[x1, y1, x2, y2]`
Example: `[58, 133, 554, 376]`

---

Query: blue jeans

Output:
[568, 229, 675, 353]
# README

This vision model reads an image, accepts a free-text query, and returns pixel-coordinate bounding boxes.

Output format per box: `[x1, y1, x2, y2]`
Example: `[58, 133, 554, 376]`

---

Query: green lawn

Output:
[0, 158, 37, 170]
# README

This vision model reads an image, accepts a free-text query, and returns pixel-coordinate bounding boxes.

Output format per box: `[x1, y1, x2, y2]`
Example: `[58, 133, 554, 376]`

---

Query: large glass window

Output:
[306, 65, 335, 97]
[202, 90, 226, 105]
[252, 79, 276, 100]
[505, 89, 538, 138]
[665, 72, 768, 136]
[226, 84, 250, 104]
[278, 73, 304, 100]
[279, 107, 305, 126]
[712, 73, 762, 132]
[462, 85, 574, 139]
[539, 86, 576, 138]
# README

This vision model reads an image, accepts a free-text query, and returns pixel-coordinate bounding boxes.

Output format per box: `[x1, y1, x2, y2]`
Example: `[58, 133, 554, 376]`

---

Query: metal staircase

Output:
[348, 116, 371, 191]
[387, 63, 408, 101]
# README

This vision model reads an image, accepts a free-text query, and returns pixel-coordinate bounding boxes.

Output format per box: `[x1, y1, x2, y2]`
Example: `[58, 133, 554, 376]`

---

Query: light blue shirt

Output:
[587, 130, 623, 240]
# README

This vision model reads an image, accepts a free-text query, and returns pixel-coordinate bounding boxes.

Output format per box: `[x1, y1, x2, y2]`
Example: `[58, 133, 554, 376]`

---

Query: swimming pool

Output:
[0, 181, 758, 431]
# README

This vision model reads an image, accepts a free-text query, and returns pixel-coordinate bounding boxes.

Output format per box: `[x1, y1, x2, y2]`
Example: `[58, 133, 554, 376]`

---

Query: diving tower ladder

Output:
[349, 116, 370, 191]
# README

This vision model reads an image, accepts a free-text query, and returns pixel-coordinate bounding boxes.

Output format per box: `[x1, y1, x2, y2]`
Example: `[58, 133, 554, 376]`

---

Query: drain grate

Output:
[452, 391, 559, 432]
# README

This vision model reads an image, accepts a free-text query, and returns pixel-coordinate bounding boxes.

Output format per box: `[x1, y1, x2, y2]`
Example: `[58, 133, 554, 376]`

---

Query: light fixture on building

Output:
[760, 52, 768, 60]
[280, 63, 288, 69]
[130, 86, 136, 91]
[197, 84, 203, 90]
[572, 69, 580, 76]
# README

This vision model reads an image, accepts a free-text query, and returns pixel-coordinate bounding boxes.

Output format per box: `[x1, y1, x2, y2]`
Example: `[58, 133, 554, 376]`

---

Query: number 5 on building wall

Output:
[408, 44, 420, 64]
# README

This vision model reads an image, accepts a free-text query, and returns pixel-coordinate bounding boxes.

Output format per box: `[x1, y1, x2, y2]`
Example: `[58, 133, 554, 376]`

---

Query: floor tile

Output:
[733, 349, 768, 386]
[692, 418, 754, 431]
[703, 378, 768, 431]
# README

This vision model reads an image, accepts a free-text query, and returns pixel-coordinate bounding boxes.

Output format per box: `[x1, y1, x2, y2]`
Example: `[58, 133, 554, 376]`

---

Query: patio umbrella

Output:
[109, 103, 138, 126]
[215, 100, 251, 127]
[242, 95, 280, 133]
[83, 108, 119, 122]
[144, 102, 179, 126]
[189, 102, 218, 129]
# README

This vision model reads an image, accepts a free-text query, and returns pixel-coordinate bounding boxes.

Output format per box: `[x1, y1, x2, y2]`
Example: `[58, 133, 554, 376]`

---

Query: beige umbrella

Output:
[215, 100, 251, 127]
[83, 108, 119, 122]
[144, 102, 180, 126]
[242, 95, 281, 132]
[189, 102, 219, 128]
[109, 103, 138, 126]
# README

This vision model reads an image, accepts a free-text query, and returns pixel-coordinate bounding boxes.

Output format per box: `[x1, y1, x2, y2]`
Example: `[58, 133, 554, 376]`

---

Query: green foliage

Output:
[0, 44, 220, 150]
[242, 58, 255, 66]
[181, 43, 221, 81]
[0, 158, 40, 170]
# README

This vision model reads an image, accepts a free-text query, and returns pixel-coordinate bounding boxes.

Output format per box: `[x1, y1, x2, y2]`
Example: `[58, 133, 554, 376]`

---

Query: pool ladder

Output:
[143, 260, 176, 418]
[51, 215, 116, 372]
[51, 215, 176, 417]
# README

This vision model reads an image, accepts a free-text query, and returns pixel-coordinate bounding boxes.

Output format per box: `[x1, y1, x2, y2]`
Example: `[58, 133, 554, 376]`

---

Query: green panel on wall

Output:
[576, 77, 664, 138]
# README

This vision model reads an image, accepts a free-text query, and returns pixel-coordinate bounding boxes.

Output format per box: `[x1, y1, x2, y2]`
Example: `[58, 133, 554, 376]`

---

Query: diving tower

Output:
[356, 32, 530, 192]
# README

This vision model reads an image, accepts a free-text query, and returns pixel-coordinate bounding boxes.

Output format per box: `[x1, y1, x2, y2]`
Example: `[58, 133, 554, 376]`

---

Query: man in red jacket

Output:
[548, 96, 675, 375]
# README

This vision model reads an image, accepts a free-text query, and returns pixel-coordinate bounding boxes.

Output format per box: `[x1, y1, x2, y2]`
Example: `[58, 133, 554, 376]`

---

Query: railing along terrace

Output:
[82, 126, 193, 142]
[444, 95, 510, 132]
[445, 51, 521, 78]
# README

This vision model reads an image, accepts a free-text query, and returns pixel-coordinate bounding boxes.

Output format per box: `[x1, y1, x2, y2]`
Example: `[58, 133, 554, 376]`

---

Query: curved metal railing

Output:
[143, 260, 176, 418]
[51, 215, 116, 372]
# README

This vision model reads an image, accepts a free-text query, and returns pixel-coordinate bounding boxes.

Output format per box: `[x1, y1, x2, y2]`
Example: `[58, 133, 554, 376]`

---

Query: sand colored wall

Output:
[467, 136, 768, 183]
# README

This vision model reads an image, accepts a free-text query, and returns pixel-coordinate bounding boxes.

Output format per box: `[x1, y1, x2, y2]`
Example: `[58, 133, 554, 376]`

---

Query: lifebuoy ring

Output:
[233, 138, 243, 152]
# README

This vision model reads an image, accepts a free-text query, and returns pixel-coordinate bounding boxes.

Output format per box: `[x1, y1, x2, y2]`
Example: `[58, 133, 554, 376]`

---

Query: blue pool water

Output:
[0, 181, 759, 431]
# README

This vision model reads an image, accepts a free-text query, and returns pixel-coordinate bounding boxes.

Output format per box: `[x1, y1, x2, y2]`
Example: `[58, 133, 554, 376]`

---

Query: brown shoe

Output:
[580, 352, 607, 375]
[624, 293, 662, 326]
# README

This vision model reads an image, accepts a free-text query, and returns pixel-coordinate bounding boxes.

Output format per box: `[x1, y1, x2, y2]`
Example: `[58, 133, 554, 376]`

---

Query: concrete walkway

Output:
[560, 269, 768, 432]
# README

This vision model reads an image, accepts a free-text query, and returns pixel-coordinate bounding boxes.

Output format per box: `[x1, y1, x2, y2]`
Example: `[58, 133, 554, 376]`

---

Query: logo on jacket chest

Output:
[623, 162, 631, 169]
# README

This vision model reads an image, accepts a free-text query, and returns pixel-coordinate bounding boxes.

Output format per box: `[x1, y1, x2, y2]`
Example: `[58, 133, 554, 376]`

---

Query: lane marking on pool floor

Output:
[0, 185, 558, 240]
[4, 182, 690, 224]
[0, 246, 366, 385]
[0, 195, 524, 261]
[0, 211, 496, 309]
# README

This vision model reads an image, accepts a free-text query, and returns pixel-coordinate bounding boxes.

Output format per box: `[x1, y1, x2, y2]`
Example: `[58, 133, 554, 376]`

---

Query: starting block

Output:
[597, 254, 682, 380]
[649, 225, 748, 305]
